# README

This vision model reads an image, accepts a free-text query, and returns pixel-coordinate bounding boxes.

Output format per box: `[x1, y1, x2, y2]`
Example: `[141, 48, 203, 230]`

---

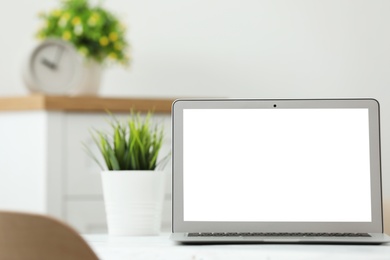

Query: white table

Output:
[84, 234, 390, 260]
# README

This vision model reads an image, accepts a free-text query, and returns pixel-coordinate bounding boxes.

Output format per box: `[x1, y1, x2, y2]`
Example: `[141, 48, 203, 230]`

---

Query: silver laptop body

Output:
[171, 98, 390, 244]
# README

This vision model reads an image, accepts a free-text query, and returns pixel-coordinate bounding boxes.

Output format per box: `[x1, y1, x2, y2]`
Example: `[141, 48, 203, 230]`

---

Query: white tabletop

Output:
[84, 233, 390, 260]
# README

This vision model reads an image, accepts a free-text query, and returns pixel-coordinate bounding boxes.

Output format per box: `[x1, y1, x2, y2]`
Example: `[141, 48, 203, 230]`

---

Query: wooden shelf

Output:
[0, 94, 174, 113]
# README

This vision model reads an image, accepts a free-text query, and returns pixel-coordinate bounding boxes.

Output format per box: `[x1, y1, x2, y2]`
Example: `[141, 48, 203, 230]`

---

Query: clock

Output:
[23, 39, 101, 95]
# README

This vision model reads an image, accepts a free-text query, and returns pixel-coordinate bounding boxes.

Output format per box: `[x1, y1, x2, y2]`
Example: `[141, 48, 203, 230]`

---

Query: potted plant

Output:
[36, 0, 130, 94]
[86, 112, 169, 236]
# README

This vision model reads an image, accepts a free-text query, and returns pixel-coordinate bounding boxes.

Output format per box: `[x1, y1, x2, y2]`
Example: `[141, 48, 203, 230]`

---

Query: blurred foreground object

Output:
[0, 211, 98, 260]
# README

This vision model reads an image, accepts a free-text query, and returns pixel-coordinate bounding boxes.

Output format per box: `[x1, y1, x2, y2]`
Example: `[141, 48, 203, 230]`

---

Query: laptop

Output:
[170, 98, 390, 244]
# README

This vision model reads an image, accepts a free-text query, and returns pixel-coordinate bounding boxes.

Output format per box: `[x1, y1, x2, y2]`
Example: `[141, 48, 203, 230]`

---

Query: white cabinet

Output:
[0, 95, 173, 233]
[0, 111, 63, 216]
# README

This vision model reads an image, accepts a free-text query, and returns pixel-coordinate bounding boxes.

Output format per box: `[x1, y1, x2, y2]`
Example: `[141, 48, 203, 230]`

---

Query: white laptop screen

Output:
[183, 108, 372, 222]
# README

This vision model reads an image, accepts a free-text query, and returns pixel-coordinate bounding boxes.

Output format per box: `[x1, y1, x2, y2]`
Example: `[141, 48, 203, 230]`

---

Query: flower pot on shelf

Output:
[101, 170, 165, 236]
[32, 0, 130, 95]
[72, 59, 103, 96]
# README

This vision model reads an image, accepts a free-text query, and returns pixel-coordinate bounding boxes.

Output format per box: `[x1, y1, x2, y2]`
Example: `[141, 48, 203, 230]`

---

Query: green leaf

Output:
[99, 133, 112, 170]
[113, 125, 126, 169]
[107, 145, 120, 171]
[82, 142, 104, 170]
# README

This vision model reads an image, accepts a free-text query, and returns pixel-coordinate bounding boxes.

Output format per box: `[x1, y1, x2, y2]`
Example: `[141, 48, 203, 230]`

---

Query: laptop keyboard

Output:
[188, 232, 371, 237]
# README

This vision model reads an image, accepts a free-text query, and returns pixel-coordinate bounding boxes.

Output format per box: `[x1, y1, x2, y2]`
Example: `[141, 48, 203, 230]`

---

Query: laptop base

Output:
[171, 233, 390, 244]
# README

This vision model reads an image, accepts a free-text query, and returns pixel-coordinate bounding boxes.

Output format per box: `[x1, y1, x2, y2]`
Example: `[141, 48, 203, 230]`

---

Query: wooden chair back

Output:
[0, 211, 98, 260]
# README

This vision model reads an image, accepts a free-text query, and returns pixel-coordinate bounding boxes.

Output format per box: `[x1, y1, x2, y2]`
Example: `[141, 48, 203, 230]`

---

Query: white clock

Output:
[23, 39, 102, 95]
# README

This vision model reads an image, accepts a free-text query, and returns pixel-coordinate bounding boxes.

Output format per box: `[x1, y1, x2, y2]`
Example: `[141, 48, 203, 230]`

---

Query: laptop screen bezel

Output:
[172, 98, 383, 233]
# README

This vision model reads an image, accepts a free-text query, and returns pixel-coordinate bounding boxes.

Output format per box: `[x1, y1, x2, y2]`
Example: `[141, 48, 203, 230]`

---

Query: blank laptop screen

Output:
[183, 108, 372, 222]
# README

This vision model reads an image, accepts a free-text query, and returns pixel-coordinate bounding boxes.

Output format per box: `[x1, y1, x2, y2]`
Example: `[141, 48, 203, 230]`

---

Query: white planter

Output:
[101, 170, 165, 236]
[70, 59, 103, 96]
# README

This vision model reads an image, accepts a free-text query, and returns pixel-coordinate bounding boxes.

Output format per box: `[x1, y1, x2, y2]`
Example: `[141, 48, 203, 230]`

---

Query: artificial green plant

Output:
[86, 112, 169, 171]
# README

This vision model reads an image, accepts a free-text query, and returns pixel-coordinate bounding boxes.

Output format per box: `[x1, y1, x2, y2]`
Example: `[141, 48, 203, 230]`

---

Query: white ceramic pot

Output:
[101, 170, 165, 236]
[71, 59, 103, 95]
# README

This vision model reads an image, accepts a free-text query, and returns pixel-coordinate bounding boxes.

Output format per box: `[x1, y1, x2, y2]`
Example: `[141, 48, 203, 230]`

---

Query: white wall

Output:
[1, 0, 390, 195]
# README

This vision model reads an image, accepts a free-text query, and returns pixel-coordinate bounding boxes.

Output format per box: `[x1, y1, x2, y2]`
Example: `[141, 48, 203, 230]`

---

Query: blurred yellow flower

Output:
[36, 32, 45, 40]
[72, 16, 81, 25]
[88, 17, 96, 26]
[114, 42, 122, 51]
[88, 12, 100, 26]
[61, 12, 71, 20]
[52, 9, 62, 17]
[62, 31, 72, 40]
[45, 20, 50, 27]
[109, 52, 117, 60]
[109, 32, 118, 42]
[79, 46, 89, 56]
[93, 13, 100, 19]
[121, 54, 131, 66]
[119, 23, 126, 31]
[99, 36, 109, 46]
[59, 13, 70, 27]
